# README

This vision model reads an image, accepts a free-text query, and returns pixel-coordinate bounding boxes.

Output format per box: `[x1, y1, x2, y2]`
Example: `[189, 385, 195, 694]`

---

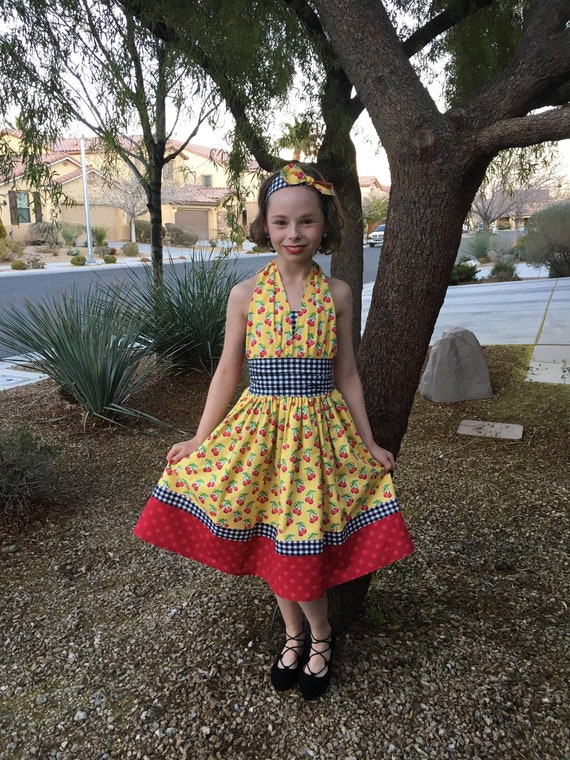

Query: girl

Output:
[134, 163, 414, 700]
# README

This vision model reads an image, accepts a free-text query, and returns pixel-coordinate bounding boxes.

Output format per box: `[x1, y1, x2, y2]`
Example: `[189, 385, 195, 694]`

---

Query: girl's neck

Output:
[274, 257, 314, 311]
[274, 256, 314, 284]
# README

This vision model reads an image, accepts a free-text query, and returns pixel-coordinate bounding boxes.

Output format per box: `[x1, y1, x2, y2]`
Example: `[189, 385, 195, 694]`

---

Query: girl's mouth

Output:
[285, 246, 305, 254]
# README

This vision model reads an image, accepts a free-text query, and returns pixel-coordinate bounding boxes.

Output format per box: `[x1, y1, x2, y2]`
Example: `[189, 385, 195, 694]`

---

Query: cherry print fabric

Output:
[134, 260, 414, 600]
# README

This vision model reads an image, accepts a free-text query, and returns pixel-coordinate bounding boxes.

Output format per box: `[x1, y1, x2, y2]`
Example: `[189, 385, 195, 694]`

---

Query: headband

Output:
[265, 163, 335, 201]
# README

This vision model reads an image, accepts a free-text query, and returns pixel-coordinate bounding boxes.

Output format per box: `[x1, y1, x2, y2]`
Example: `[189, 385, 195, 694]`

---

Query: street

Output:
[0, 248, 383, 359]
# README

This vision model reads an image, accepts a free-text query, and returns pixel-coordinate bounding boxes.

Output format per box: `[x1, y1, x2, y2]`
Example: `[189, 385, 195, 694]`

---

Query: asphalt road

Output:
[0, 248, 383, 359]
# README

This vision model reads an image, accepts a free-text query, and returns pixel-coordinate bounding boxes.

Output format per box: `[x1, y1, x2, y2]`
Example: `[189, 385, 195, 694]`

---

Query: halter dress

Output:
[134, 260, 414, 601]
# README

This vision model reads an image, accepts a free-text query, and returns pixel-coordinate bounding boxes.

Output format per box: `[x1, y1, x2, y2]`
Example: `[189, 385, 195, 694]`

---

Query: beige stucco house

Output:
[0, 131, 260, 244]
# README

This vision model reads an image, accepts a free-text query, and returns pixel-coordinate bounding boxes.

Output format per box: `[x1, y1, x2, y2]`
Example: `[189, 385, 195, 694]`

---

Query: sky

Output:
[190, 108, 570, 189]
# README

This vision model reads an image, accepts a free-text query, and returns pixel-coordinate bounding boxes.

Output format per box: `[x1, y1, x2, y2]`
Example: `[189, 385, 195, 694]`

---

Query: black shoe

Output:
[298, 629, 335, 701]
[270, 628, 306, 692]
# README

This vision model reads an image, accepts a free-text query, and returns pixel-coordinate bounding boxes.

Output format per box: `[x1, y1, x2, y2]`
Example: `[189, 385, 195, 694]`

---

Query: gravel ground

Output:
[1, 346, 568, 760]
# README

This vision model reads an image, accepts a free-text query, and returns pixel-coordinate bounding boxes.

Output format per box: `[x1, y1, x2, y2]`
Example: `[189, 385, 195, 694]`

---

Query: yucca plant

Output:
[488, 253, 520, 282]
[114, 257, 242, 374]
[0, 286, 158, 423]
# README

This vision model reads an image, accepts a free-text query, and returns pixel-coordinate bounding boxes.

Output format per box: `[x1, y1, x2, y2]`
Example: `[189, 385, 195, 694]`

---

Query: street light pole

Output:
[80, 137, 95, 264]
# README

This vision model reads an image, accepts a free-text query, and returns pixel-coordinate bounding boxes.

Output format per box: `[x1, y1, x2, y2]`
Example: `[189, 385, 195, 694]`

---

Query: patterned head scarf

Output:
[265, 163, 335, 201]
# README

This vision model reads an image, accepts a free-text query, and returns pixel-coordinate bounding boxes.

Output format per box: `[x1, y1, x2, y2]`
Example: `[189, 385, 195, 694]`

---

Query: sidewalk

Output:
[1, 256, 569, 389]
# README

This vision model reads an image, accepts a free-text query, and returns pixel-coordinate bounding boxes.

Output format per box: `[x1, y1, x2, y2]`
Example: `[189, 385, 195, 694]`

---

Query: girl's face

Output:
[265, 186, 326, 263]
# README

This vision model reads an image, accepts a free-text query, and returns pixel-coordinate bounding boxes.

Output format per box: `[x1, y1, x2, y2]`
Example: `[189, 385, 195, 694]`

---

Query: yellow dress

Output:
[134, 260, 414, 600]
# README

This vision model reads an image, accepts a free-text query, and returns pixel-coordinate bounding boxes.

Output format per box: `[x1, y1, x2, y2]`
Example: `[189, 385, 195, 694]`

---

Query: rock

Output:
[420, 327, 493, 402]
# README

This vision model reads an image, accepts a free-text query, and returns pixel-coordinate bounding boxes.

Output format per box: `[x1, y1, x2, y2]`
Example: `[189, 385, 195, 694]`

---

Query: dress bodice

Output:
[245, 260, 337, 361]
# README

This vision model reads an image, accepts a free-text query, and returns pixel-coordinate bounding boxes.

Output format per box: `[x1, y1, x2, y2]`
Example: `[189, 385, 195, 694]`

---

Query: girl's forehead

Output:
[266, 185, 323, 214]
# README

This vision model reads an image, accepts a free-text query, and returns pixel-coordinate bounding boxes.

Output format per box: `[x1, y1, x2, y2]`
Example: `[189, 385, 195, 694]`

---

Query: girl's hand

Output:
[166, 438, 201, 464]
[367, 442, 395, 472]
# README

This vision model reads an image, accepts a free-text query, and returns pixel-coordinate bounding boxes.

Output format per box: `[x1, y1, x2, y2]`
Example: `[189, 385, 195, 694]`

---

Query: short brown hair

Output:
[248, 163, 344, 254]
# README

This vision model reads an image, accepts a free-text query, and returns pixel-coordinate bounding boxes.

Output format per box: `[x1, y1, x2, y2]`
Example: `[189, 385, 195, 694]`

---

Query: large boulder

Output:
[419, 327, 493, 402]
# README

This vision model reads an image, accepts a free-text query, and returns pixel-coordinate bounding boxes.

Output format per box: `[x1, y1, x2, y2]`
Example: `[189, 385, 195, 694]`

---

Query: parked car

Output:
[477, 223, 498, 235]
[367, 224, 385, 247]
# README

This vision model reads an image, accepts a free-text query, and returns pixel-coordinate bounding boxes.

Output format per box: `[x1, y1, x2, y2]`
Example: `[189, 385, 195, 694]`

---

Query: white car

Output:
[367, 224, 385, 247]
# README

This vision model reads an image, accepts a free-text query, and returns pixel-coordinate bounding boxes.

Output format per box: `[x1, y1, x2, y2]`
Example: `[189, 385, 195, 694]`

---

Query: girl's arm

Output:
[330, 279, 395, 472]
[166, 278, 253, 463]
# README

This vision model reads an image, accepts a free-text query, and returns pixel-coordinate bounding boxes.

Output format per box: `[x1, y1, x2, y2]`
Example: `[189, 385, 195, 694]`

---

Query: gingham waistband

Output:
[248, 357, 334, 396]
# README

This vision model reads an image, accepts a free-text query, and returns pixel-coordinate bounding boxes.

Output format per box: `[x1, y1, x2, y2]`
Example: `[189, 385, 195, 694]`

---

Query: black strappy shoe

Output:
[270, 629, 307, 692]
[298, 629, 335, 700]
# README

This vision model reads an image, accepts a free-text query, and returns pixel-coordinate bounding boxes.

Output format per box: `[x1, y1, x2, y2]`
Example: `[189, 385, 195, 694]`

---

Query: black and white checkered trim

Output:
[152, 485, 400, 556]
[248, 358, 334, 396]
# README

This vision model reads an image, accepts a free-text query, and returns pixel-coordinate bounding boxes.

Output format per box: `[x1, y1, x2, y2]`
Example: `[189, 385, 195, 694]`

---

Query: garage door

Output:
[175, 209, 209, 239]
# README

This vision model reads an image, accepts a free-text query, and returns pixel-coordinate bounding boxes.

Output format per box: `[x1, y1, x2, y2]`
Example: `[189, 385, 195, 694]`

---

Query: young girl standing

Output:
[134, 163, 414, 700]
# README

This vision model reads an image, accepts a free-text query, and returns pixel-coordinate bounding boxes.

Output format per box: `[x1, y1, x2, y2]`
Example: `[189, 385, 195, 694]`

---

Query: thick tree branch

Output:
[472, 106, 570, 157]
[402, 0, 493, 57]
[461, 1, 570, 127]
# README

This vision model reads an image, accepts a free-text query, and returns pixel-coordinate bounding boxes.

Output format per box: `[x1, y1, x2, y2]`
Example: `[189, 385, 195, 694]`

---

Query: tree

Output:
[276, 116, 323, 161]
[285, 0, 568, 624]
[362, 193, 389, 233]
[471, 149, 563, 231]
[84, 171, 150, 243]
[524, 202, 570, 277]
[0, 0, 220, 281]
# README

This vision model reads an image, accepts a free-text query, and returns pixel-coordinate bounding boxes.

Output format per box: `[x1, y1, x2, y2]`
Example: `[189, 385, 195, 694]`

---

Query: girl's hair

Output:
[248, 163, 344, 254]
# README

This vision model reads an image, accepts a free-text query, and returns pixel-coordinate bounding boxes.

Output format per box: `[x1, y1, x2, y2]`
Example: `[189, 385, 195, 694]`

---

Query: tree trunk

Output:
[147, 171, 164, 285]
[320, 136, 364, 351]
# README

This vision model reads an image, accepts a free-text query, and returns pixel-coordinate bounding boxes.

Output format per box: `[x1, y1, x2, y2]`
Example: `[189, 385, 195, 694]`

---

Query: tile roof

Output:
[164, 185, 231, 205]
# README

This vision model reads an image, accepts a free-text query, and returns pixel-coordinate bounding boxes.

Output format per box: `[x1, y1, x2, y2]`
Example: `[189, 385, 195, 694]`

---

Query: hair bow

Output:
[266, 163, 335, 200]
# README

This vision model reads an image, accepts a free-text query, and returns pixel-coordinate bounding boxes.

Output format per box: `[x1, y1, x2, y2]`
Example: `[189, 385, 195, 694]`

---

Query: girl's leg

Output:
[274, 595, 306, 668]
[298, 593, 333, 677]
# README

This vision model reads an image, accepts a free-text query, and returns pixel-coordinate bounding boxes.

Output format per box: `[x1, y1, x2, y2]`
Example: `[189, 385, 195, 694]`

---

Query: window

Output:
[202, 175, 212, 187]
[8, 191, 42, 225]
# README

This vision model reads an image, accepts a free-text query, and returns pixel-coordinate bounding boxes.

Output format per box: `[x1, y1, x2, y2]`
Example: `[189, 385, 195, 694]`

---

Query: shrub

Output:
[135, 220, 151, 243]
[26, 256, 45, 270]
[524, 202, 570, 278]
[467, 232, 492, 261]
[93, 245, 109, 257]
[233, 232, 246, 250]
[70, 254, 86, 266]
[165, 223, 199, 247]
[34, 221, 61, 248]
[59, 222, 85, 246]
[488, 254, 520, 282]
[110, 257, 242, 374]
[67, 246, 80, 257]
[10, 260, 26, 270]
[0, 239, 20, 262]
[0, 285, 158, 423]
[103, 254, 117, 264]
[122, 241, 139, 257]
[0, 217, 7, 239]
[91, 226, 108, 246]
[450, 261, 479, 285]
[0, 428, 56, 519]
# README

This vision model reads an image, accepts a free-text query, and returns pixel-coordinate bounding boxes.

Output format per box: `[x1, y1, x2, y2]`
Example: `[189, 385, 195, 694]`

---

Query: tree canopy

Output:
[0, 0, 220, 278]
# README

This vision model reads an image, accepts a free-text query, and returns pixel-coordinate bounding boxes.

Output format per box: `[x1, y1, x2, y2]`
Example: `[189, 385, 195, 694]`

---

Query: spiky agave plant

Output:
[0, 284, 159, 424]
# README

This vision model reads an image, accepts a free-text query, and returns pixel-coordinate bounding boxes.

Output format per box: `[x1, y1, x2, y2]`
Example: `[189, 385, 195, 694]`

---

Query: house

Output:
[359, 176, 390, 199]
[0, 131, 259, 243]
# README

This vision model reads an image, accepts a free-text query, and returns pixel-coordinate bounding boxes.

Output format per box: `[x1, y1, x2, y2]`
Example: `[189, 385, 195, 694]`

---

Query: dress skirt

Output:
[134, 261, 414, 600]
